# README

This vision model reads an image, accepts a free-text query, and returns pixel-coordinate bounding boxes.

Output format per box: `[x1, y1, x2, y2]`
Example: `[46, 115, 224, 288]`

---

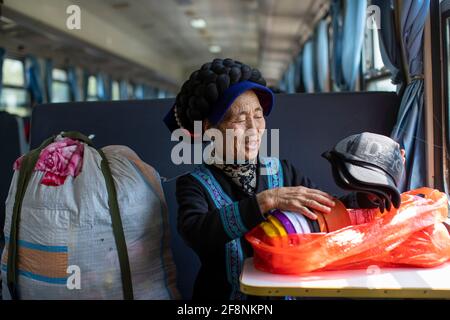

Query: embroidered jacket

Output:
[175, 158, 374, 300]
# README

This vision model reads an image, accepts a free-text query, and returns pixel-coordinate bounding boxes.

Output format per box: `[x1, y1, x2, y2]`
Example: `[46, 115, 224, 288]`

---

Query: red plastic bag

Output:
[246, 188, 450, 275]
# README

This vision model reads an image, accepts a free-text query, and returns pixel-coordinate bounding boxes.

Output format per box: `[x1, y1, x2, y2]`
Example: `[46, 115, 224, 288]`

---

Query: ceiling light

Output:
[209, 45, 222, 53]
[190, 18, 206, 29]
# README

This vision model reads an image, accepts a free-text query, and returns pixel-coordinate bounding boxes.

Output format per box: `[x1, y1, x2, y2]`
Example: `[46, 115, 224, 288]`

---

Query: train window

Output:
[363, 25, 396, 92]
[87, 75, 98, 101]
[51, 68, 70, 103]
[0, 58, 29, 116]
[112, 80, 120, 100]
[366, 77, 397, 91]
[2, 58, 25, 86]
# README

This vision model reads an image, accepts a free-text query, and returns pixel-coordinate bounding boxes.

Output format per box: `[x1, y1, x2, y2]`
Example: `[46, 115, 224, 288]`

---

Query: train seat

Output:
[0, 111, 27, 299]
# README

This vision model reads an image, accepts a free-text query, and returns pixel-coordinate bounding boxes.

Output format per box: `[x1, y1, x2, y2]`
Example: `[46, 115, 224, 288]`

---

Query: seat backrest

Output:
[29, 92, 399, 299]
[265, 92, 400, 195]
[0, 112, 22, 230]
[0, 111, 23, 299]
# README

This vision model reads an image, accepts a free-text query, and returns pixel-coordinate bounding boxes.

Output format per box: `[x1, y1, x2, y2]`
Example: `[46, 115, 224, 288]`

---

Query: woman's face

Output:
[210, 90, 266, 162]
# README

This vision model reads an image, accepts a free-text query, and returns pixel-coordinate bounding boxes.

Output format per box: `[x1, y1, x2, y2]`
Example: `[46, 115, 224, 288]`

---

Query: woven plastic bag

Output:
[246, 188, 450, 275]
[1, 132, 180, 299]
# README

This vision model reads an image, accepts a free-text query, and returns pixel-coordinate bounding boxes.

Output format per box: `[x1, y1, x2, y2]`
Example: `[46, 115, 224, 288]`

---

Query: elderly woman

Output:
[164, 58, 382, 300]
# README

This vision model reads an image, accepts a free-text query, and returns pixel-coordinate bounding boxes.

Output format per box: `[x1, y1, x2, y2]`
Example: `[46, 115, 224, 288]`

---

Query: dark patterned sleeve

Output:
[176, 174, 266, 259]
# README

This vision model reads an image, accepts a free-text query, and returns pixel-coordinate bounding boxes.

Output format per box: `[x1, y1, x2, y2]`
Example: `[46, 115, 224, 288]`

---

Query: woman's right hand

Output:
[256, 186, 336, 220]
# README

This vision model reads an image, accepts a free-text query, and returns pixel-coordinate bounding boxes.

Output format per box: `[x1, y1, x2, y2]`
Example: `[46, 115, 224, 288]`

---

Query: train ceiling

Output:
[1, 0, 329, 87]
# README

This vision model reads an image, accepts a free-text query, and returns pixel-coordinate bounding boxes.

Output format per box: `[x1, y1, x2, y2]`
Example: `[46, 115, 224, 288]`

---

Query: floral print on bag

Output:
[13, 136, 84, 186]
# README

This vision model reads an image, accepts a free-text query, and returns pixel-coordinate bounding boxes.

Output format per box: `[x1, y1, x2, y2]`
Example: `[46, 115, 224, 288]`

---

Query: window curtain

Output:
[341, 0, 367, 91]
[390, 0, 429, 191]
[278, 73, 287, 92]
[119, 80, 128, 100]
[148, 86, 158, 99]
[302, 40, 315, 93]
[153, 88, 160, 99]
[315, 20, 330, 92]
[294, 53, 302, 92]
[372, 0, 405, 90]
[331, 0, 345, 90]
[97, 73, 106, 101]
[144, 86, 152, 99]
[82, 70, 90, 101]
[67, 66, 80, 101]
[0, 48, 5, 101]
[143, 85, 152, 99]
[25, 55, 44, 106]
[285, 63, 296, 93]
[97, 74, 112, 101]
[105, 76, 112, 101]
[134, 84, 144, 100]
[44, 59, 53, 103]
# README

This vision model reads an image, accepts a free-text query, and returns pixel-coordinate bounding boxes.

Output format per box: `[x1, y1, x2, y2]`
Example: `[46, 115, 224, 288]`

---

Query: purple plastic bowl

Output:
[271, 210, 297, 234]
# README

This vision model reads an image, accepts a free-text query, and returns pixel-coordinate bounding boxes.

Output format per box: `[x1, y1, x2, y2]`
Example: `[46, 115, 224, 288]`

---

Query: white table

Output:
[240, 258, 450, 299]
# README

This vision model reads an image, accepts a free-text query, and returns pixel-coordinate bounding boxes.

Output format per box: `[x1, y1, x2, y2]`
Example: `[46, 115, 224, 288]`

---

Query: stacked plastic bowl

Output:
[259, 199, 352, 236]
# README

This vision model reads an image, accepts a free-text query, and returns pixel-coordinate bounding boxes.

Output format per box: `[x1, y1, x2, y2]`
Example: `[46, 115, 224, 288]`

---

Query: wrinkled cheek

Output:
[257, 118, 266, 131]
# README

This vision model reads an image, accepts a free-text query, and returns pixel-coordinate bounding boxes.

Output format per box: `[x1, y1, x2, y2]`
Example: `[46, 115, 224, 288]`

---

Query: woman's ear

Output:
[401, 149, 406, 165]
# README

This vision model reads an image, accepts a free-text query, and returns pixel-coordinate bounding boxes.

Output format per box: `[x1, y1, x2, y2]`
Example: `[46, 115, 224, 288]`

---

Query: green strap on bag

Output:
[7, 131, 134, 300]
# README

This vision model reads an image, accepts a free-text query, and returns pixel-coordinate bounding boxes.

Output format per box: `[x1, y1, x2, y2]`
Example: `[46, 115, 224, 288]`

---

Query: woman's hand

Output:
[256, 186, 336, 220]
